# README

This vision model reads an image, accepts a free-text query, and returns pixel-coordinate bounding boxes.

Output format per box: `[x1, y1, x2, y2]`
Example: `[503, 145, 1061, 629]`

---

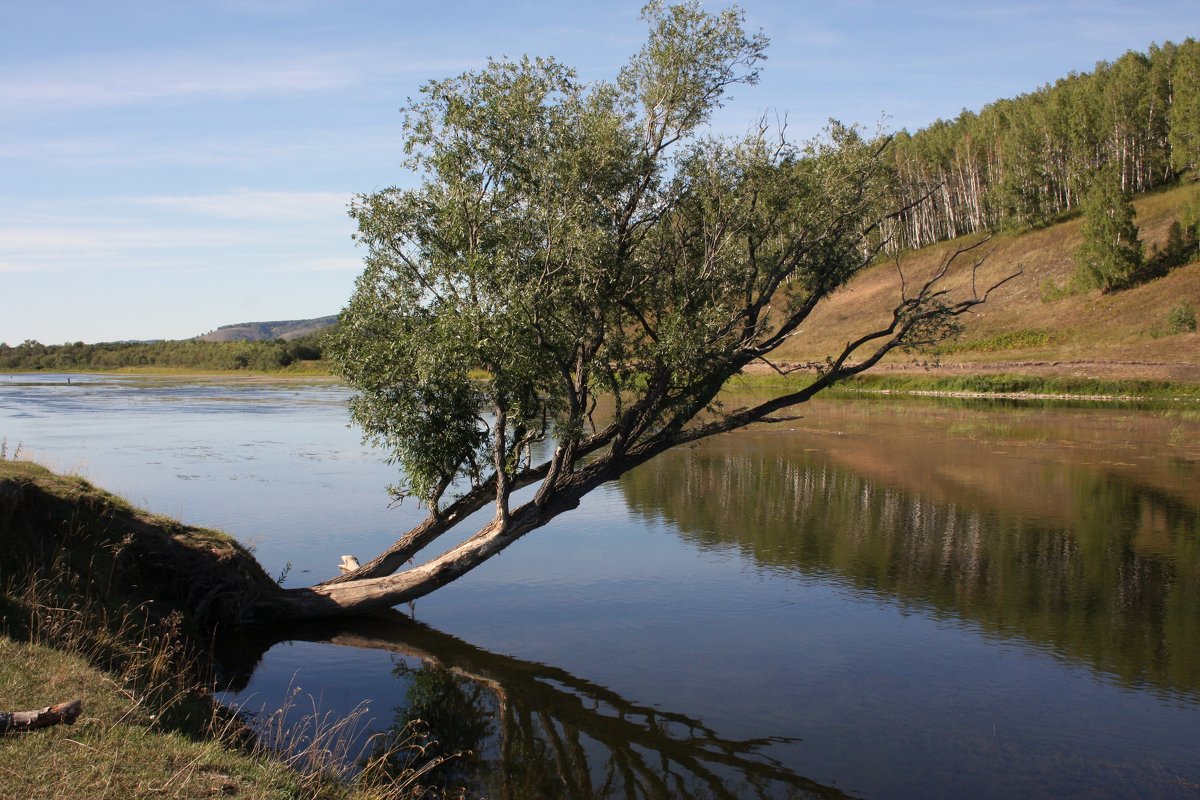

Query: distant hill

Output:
[196, 315, 337, 342]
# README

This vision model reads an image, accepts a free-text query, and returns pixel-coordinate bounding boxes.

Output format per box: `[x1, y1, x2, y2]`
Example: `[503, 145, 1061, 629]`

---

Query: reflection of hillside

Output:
[218, 617, 847, 800]
[620, 399, 1200, 695]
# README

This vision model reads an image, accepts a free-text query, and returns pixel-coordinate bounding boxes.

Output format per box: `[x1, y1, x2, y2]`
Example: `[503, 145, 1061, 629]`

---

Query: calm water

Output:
[3, 373, 1199, 799]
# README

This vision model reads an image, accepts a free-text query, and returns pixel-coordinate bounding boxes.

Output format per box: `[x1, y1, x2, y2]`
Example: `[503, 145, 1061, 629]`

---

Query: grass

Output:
[769, 183, 1200, 378]
[0, 459, 446, 800]
[725, 369, 1200, 402]
[932, 328, 1055, 354]
[835, 372, 1200, 400]
[0, 638, 302, 799]
[0, 599, 438, 800]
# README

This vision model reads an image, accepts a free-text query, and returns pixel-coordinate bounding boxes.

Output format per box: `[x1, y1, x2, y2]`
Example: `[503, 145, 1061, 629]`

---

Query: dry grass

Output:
[0, 564, 302, 800]
[772, 183, 1200, 382]
[0, 638, 300, 799]
[0, 633, 443, 800]
[0, 458, 443, 800]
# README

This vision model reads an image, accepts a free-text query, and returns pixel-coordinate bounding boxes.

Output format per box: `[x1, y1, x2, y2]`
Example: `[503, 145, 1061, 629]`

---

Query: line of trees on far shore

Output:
[0, 334, 327, 372]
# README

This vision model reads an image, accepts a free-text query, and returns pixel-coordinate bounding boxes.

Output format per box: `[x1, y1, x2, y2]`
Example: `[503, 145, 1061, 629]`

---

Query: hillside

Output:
[197, 315, 338, 342]
[768, 183, 1200, 383]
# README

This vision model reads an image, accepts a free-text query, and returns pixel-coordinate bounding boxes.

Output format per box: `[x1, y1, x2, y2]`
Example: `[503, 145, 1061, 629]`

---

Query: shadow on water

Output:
[216, 616, 850, 800]
[621, 399, 1200, 698]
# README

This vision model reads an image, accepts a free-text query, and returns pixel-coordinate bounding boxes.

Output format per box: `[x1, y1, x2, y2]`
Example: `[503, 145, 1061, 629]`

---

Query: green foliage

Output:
[1144, 218, 1199, 278]
[0, 334, 327, 372]
[1170, 39, 1200, 178]
[1074, 168, 1143, 292]
[1167, 301, 1198, 334]
[935, 328, 1053, 354]
[331, 3, 901, 510]
[1179, 186, 1200, 262]
[889, 37, 1197, 252]
[1039, 277, 1077, 303]
[1166, 219, 1189, 265]
[1183, 185, 1200, 231]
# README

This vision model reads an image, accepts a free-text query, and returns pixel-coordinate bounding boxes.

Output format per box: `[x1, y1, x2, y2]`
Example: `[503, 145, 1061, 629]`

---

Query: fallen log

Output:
[0, 700, 83, 733]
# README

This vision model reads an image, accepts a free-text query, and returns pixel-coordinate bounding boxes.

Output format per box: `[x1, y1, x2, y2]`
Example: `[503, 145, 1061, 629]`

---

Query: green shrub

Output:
[1040, 278, 1075, 303]
[1168, 301, 1198, 334]
[936, 329, 1053, 354]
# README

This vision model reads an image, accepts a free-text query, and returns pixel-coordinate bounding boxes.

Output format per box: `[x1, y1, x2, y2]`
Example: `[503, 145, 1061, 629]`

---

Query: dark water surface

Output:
[3, 374, 1199, 799]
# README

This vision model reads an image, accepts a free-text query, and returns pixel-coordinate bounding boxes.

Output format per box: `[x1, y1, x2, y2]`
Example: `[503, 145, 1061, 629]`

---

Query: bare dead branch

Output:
[0, 700, 83, 733]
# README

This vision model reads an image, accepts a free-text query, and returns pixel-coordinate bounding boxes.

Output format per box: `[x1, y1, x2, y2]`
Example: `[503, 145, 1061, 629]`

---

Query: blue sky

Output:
[3, 1, 1196, 345]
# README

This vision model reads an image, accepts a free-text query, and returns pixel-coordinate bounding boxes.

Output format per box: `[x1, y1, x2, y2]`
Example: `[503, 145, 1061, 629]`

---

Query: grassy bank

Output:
[0, 638, 304, 799]
[727, 369, 1200, 403]
[835, 372, 1200, 402]
[0, 460, 433, 800]
[849, 372, 1198, 398]
[0, 336, 330, 375]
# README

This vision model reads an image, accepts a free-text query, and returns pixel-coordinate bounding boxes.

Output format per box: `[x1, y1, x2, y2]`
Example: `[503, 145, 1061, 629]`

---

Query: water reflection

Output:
[218, 617, 847, 799]
[370, 662, 494, 793]
[621, 401, 1200, 697]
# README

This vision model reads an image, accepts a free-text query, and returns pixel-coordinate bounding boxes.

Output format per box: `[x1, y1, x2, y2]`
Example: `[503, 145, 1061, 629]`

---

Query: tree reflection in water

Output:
[367, 663, 496, 795]
[218, 617, 846, 800]
[619, 401, 1200, 697]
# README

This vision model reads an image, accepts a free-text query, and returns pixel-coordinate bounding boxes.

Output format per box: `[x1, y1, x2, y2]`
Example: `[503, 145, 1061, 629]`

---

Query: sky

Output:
[2, 1, 1196, 345]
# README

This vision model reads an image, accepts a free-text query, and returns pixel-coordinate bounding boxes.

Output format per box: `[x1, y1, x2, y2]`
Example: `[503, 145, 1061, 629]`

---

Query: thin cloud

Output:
[137, 189, 352, 221]
[2, 53, 349, 111]
[269, 256, 364, 273]
[1, 48, 473, 113]
[0, 259, 44, 273]
[0, 224, 258, 261]
[0, 194, 355, 274]
[0, 129, 404, 174]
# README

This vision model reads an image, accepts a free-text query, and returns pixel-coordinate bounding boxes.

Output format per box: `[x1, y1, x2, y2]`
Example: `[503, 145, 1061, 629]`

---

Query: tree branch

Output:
[0, 700, 83, 733]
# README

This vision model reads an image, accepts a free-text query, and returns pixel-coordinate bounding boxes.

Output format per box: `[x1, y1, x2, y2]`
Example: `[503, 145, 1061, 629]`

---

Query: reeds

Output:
[225, 683, 453, 799]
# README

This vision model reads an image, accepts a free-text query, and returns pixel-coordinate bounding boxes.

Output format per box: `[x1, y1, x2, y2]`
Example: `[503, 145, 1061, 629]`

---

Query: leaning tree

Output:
[251, 2, 1016, 621]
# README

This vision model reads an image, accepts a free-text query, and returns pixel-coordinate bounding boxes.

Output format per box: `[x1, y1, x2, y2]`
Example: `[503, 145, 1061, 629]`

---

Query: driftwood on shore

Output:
[0, 700, 83, 733]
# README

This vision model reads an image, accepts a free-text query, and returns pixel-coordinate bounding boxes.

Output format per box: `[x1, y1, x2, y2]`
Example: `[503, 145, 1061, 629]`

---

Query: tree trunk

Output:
[253, 463, 606, 621]
[257, 518, 518, 619]
[253, 490, 584, 620]
[0, 700, 83, 733]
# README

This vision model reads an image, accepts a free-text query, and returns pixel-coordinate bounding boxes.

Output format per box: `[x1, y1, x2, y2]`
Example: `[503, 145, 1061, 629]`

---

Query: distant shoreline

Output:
[3, 366, 338, 382]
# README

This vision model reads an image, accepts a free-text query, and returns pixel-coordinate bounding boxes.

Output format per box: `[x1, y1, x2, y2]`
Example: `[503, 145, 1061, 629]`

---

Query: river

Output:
[2, 373, 1198, 799]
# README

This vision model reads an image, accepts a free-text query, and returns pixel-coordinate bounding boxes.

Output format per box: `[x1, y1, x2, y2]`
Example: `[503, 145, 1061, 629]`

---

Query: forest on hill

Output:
[196, 315, 339, 342]
[886, 38, 1200, 250]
